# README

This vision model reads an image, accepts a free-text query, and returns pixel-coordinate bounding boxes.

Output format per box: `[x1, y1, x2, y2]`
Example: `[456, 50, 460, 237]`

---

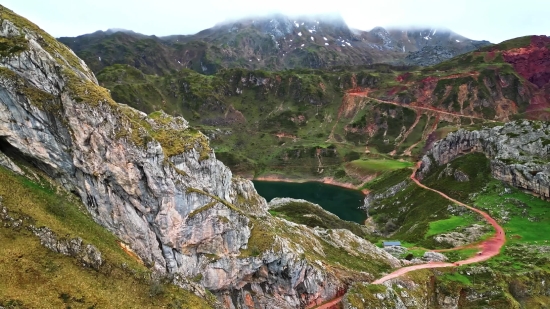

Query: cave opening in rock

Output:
[0, 136, 26, 163]
[0, 136, 56, 177]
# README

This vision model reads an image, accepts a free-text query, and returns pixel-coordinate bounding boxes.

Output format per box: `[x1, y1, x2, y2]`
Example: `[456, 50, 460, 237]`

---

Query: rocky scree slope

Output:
[0, 6, 400, 308]
[417, 120, 550, 200]
[58, 14, 489, 75]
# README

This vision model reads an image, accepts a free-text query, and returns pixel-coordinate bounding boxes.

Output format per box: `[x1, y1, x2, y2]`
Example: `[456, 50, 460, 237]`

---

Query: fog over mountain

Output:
[4, 0, 550, 43]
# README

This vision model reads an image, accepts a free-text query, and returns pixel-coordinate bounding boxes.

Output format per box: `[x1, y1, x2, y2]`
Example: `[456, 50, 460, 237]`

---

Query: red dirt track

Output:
[371, 162, 506, 284]
[309, 162, 506, 307]
[348, 91, 493, 122]
[310, 296, 344, 309]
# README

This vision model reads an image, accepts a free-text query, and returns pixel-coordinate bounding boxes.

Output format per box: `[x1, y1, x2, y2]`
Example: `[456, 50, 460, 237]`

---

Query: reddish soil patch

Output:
[396, 72, 413, 82]
[502, 36, 550, 115]
[503, 36, 550, 89]
[117, 241, 144, 265]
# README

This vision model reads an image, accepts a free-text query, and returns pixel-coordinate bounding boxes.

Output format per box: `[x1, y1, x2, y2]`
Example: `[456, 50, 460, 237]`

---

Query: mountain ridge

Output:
[57, 14, 491, 75]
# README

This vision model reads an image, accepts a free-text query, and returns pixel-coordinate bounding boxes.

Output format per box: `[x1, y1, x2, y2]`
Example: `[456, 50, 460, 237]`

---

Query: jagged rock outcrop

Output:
[438, 164, 470, 182]
[421, 251, 447, 262]
[434, 224, 489, 247]
[362, 181, 407, 217]
[343, 273, 467, 309]
[32, 226, 104, 270]
[0, 7, 400, 308]
[383, 245, 407, 258]
[417, 121, 550, 200]
[1, 200, 103, 270]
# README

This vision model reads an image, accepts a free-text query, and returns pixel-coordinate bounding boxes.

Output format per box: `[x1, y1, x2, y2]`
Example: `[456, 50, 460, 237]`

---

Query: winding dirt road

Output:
[310, 161, 506, 307]
[371, 162, 506, 284]
[348, 92, 493, 122]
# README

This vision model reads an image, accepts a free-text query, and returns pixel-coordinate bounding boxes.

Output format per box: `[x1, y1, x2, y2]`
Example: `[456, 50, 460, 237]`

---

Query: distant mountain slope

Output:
[364, 35, 550, 121]
[90, 35, 548, 180]
[58, 14, 490, 74]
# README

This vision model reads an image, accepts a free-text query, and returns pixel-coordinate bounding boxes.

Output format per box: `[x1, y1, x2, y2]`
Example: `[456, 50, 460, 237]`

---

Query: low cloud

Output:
[4, 0, 550, 43]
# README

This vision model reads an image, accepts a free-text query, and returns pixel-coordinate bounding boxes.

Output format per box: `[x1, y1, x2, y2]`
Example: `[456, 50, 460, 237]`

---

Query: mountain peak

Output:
[58, 13, 492, 75]
[105, 28, 135, 35]
[209, 13, 349, 39]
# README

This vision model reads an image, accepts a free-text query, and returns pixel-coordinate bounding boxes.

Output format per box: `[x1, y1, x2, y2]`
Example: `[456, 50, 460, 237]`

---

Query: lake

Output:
[252, 181, 367, 224]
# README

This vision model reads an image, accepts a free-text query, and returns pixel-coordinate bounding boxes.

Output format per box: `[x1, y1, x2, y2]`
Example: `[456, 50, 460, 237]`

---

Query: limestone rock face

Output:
[0, 151, 23, 175]
[417, 121, 550, 200]
[0, 9, 399, 308]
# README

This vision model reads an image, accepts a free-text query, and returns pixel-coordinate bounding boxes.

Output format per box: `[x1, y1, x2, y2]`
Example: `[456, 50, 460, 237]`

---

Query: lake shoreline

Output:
[251, 174, 370, 195]
[252, 177, 368, 224]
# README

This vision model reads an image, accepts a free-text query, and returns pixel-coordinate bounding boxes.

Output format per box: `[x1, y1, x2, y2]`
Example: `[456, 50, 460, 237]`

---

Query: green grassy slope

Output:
[97, 64, 425, 182]
[0, 165, 212, 309]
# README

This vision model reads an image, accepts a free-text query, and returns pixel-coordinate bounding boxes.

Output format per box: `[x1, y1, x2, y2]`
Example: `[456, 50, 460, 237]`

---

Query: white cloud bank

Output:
[3, 0, 549, 43]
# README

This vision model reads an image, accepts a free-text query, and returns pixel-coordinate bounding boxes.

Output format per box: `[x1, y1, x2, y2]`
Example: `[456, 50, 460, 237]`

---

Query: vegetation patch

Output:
[64, 69, 117, 107]
[187, 201, 218, 218]
[360, 168, 411, 191]
[444, 248, 479, 262]
[425, 215, 476, 238]
[269, 201, 367, 237]
[186, 187, 243, 215]
[474, 180, 550, 244]
[349, 159, 413, 174]
[423, 153, 492, 201]
[115, 106, 211, 160]
[0, 34, 28, 57]
[441, 272, 472, 286]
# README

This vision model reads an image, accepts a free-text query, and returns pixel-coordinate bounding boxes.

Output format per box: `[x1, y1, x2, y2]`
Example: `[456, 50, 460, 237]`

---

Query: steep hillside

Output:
[361, 36, 550, 121]
[352, 121, 550, 308]
[58, 29, 193, 75]
[0, 5, 402, 308]
[94, 63, 425, 181]
[58, 14, 490, 74]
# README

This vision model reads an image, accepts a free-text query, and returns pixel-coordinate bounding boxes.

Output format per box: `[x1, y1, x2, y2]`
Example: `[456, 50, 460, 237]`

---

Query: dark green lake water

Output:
[252, 181, 367, 224]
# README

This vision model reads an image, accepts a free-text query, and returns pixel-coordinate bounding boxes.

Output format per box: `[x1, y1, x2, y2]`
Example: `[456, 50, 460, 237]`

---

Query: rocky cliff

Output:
[0, 6, 399, 308]
[417, 121, 550, 200]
